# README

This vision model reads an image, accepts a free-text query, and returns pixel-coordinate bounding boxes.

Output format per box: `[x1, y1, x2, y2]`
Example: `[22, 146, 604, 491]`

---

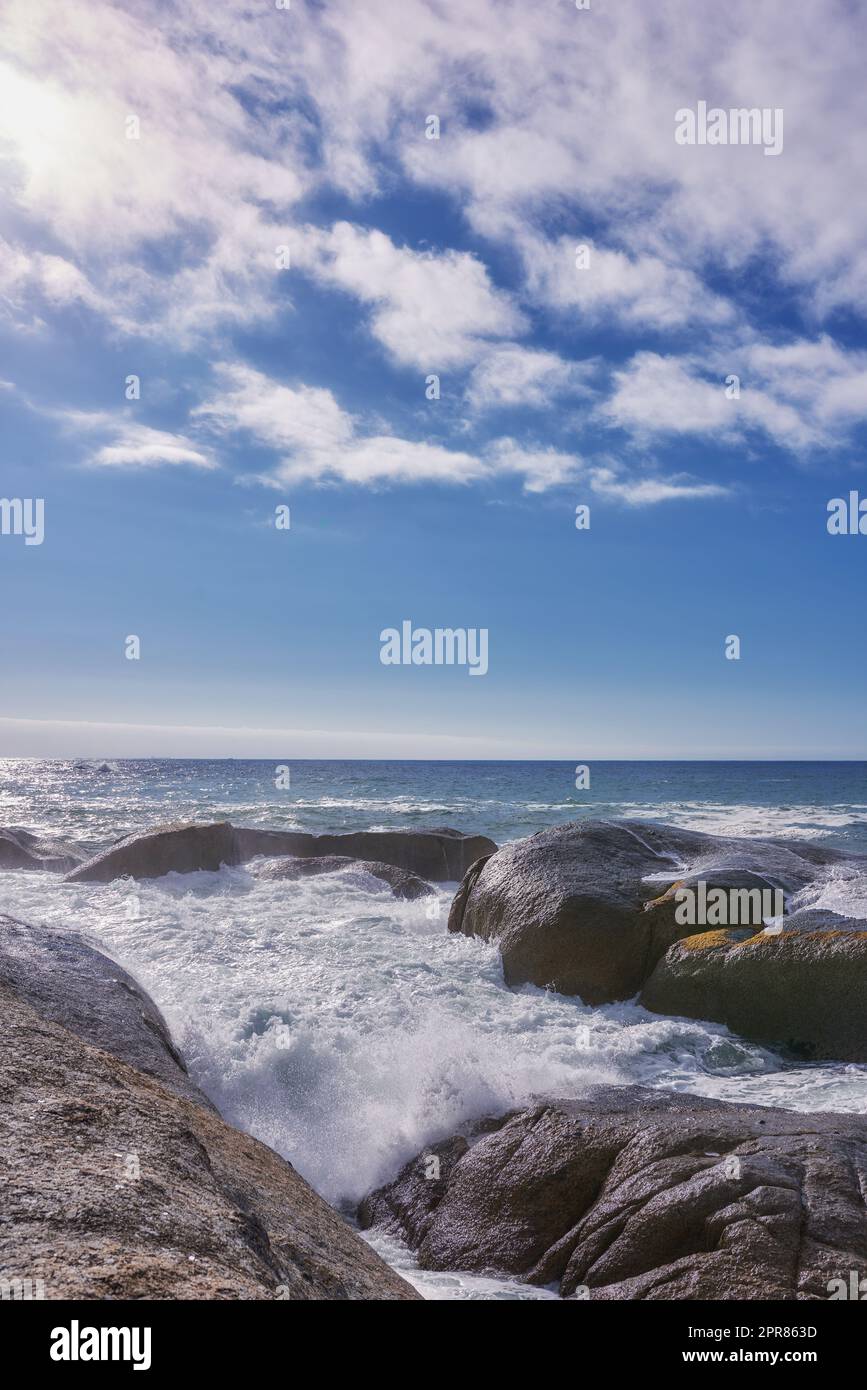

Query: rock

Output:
[449, 822, 691, 1002]
[65, 821, 494, 885]
[65, 821, 240, 883]
[0, 826, 87, 873]
[641, 924, 867, 1061]
[236, 825, 495, 882]
[250, 855, 434, 899]
[0, 913, 205, 1105]
[448, 819, 857, 1004]
[0, 917, 418, 1300]
[358, 1086, 867, 1300]
[358, 1136, 470, 1246]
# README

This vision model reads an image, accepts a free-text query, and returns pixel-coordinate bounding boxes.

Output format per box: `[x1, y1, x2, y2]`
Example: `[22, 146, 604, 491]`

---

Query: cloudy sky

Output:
[1, 0, 865, 758]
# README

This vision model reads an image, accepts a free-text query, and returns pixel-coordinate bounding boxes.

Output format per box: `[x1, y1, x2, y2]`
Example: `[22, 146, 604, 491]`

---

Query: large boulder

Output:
[448, 820, 856, 1004]
[641, 920, 867, 1061]
[236, 825, 495, 882]
[250, 855, 434, 899]
[0, 914, 205, 1105]
[448, 822, 691, 1001]
[0, 826, 87, 874]
[359, 1086, 867, 1300]
[0, 916, 417, 1300]
[65, 821, 240, 883]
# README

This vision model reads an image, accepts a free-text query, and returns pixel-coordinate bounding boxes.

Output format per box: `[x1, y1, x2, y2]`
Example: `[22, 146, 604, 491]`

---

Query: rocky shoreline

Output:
[0, 912, 418, 1300]
[359, 1088, 867, 1300]
[2, 815, 866, 1300]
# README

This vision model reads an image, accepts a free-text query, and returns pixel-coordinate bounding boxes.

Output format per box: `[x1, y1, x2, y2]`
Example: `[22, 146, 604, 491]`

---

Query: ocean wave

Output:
[4, 862, 867, 1213]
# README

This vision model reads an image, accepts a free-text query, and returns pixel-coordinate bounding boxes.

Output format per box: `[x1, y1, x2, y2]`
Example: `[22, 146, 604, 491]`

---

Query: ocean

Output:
[2, 758, 866, 1299]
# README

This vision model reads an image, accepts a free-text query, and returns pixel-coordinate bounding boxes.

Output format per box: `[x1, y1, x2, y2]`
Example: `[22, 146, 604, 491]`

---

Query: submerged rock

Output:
[0, 915, 418, 1300]
[358, 1086, 867, 1300]
[0, 826, 86, 874]
[250, 854, 434, 899]
[640, 924, 867, 1061]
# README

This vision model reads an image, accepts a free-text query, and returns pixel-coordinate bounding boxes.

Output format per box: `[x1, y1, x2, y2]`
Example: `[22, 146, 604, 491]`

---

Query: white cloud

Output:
[89, 425, 214, 470]
[3, 0, 867, 349]
[297, 222, 525, 369]
[0, 3, 305, 340]
[466, 345, 595, 411]
[601, 341, 867, 452]
[192, 362, 730, 501]
[486, 439, 583, 493]
[56, 411, 215, 470]
[588, 466, 729, 505]
[0, 237, 106, 323]
[193, 363, 354, 456]
[519, 235, 734, 331]
[195, 361, 487, 485]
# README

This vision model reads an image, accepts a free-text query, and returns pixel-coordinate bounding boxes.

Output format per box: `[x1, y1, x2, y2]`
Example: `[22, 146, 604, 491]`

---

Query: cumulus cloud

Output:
[465, 346, 596, 411]
[296, 222, 525, 369]
[6, 0, 866, 347]
[601, 341, 867, 452]
[519, 235, 734, 331]
[192, 362, 726, 501]
[3, 0, 865, 504]
[194, 361, 489, 485]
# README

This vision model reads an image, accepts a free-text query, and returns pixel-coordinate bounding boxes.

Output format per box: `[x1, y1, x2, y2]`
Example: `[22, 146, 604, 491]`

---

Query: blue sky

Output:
[1, 0, 865, 758]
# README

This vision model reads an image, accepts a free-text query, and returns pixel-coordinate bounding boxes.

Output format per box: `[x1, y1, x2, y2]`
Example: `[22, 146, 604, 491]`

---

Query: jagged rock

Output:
[0, 916, 418, 1301]
[0, 826, 86, 873]
[250, 855, 434, 899]
[358, 1086, 867, 1300]
[641, 924, 867, 1061]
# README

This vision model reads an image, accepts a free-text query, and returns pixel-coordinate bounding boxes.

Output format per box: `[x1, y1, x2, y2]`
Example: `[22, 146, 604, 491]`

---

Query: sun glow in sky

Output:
[0, 0, 865, 757]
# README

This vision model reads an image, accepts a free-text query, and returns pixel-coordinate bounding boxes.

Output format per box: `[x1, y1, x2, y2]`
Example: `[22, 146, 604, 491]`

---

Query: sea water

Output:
[1, 759, 866, 1299]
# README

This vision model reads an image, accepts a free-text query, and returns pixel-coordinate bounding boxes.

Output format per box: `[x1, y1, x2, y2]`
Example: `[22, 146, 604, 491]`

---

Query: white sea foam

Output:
[3, 860, 867, 1228]
[616, 800, 867, 840]
[362, 1229, 560, 1300]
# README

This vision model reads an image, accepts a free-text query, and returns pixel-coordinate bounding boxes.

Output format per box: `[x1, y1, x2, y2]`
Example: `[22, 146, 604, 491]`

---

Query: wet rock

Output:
[236, 825, 495, 882]
[0, 916, 419, 1300]
[0, 913, 205, 1105]
[641, 925, 867, 1061]
[359, 1086, 867, 1300]
[65, 821, 494, 885]
[250, 855, 434, 899]
[0, 826, 86, 873]
[448, 820, 859, 1004]
[65, 821, 240, 883]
